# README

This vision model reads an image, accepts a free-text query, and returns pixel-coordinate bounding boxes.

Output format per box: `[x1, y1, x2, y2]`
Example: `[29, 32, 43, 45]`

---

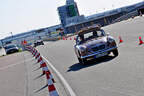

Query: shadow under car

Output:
[67, 55, 116, 72]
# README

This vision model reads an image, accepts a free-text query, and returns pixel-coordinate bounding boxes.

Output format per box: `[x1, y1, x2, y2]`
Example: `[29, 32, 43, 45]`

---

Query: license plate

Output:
[94, 52, 108, 58]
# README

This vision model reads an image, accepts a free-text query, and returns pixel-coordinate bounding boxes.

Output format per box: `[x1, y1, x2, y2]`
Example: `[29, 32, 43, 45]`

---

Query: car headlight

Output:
[107, 38, 116, 47]
[109, 41, 116, 47]
[79, 46, 87, 56]
[107, 37, 114, 43]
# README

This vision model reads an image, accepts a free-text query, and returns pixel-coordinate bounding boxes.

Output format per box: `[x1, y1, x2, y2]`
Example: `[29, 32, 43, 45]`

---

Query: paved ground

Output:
[0, 52, 49, 96]
[37, 17, 144, 96]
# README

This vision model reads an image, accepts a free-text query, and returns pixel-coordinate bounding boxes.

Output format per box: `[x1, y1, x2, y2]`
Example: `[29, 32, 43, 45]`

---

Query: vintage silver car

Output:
[74, 25, 118, 64]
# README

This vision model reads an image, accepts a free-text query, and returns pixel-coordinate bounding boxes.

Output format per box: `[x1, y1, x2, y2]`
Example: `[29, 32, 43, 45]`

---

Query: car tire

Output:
[78, 58, 82, 64]
[78, 58, 87, 65]
[77, 51, 87, 65]
[42, 42, 44, 45]
[81, 58, 87, 65]
[112, 48, 118, 57]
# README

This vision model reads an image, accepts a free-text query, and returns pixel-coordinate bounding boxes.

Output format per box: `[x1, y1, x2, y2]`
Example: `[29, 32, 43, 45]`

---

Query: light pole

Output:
[96, 10, 98, 13]
[112, 4, 114, 10]
[10, 32, 13, 38]
[103, 8, 105, 11]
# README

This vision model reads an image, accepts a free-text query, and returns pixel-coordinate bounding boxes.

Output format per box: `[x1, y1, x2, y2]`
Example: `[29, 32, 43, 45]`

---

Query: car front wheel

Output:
[78, 58, 87, 65]
[112, 48, 118, 57]
[41, 42, 44, 45]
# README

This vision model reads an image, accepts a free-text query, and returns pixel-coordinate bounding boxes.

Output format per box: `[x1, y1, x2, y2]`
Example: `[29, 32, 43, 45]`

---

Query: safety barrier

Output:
[25, 46, 59, 96]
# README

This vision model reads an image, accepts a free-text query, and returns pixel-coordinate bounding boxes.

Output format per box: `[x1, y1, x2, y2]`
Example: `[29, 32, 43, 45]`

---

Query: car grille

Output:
[91, 44, 105, 52]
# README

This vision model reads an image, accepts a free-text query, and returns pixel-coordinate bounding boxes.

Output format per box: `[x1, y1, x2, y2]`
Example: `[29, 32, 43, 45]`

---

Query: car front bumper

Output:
[80, 46, 117, 59]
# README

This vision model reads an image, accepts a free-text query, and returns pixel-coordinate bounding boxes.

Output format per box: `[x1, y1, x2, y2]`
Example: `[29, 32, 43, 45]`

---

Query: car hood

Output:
[81, 36, 107, 48]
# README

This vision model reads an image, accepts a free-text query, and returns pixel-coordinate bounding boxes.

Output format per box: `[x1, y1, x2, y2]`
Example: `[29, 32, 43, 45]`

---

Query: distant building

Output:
[0, 24, 61, 46]
[64, 1, 144, 33]
[58, 0, 80, 26]
[58, 0, 85, 33]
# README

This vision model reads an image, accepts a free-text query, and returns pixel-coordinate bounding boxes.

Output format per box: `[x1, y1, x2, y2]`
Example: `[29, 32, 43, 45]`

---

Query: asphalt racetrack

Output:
[0, 52, 50, 96]
[37, 17, 144, 96]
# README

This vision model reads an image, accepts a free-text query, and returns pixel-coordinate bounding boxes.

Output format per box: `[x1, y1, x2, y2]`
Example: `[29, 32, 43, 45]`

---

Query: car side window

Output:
[97, 29, 105, 37]
[100, 29, 105, 36]
[76, 36, 84, 44]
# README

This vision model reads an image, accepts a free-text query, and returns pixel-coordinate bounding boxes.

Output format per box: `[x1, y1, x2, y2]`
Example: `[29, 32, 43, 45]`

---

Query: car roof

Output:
[77, 25, 101, 36]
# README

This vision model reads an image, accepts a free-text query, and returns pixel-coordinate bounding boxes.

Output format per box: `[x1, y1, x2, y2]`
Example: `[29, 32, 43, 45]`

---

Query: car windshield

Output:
[4, 45, 16, 49]
[77, 29, 105, 44]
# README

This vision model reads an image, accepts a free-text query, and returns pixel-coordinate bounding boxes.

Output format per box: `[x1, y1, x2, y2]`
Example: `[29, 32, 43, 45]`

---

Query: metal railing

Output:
[112, 10, 139, 23]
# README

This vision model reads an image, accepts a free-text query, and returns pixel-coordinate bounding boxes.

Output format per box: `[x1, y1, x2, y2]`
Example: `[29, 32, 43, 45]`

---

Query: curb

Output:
[25, 46, 77, 96]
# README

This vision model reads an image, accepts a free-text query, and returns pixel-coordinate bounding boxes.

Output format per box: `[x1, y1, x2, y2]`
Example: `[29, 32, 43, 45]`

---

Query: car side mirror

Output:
[76, 37, 80, 45]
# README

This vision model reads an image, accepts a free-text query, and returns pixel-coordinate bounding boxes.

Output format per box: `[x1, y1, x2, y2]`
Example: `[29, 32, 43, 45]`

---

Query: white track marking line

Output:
[0, 58, 33, 71]
[42, 56, 77, 96]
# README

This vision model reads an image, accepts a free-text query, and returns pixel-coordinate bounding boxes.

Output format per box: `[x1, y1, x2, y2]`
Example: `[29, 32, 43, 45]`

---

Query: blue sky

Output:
[0, 0, 143, 39]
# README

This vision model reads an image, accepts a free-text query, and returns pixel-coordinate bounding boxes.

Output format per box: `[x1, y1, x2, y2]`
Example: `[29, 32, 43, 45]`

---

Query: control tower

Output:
[66, 0, 75, 5]
[58, 0, 85, 33]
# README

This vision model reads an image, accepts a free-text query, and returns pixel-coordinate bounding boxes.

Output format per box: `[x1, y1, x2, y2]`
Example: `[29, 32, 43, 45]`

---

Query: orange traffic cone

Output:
[74, 37, 76, 40]
[119, 36, 123, 43]
[139, 36, 144, 45]
[63, 37, 65, 40]
[70, 37, 72, 40]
